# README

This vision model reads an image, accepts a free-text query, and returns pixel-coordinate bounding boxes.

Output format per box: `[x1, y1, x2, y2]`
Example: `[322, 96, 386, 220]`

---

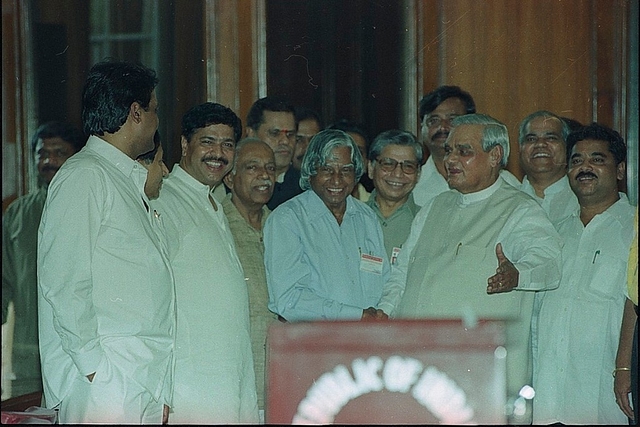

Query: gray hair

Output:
[299, 129, 364, 190]
[369, 129, 423, 163]
[518, 110, 571, 145]
[449, 114, 510, 167]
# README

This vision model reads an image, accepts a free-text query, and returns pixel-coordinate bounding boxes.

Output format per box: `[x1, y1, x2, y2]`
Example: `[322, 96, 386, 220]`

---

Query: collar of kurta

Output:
[455, 177, 503, 206]
[367, 189, 419, 216]
[522, 174, 570, 198]
[86, 135, 139, 178]
[304, 189, 360, 222]
[169, 164, 216, 196]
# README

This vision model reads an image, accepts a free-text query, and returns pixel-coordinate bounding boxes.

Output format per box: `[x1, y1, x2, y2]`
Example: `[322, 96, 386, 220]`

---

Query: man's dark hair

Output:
[246, 96, 296, 131]
[419, 85, 476, 121]
[566, 122, 627, 165]
[561, 117, 584, 132]
[295, 106, 323, 129]
[137, 130, 161, 164]
[181, 102, 243, 142]
[327, 119, 370, 150]
[31, 121, 86, 154]
[82, 60, 158, 136]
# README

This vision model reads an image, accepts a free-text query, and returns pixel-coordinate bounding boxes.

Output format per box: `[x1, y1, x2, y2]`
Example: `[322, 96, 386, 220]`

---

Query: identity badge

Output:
[390, 246, 401, 265]
[360, 253, 384, 274]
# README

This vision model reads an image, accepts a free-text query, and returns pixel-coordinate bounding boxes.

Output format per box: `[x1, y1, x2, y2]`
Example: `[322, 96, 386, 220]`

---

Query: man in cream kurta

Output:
[38, 62, 175, 424]
[151, 102, 258, 424]
[379, 115, 562, 424]
[533, 123, 634, 425]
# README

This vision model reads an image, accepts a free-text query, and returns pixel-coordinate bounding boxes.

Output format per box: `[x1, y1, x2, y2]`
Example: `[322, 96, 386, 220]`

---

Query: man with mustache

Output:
[246, 96, 302, 210]
[221, 138, 279, 423]
[533, 123, 635, 425]
[412, 85, 519, 207]
[151, 102, 259, 423]
[2, 121, 85, 399]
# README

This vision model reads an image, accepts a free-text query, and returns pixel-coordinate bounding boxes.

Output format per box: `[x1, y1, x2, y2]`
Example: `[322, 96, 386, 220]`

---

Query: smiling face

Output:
[224, 140, 276, 208]
[567, 139, 624, 207]
[180, 123, 236, 188]
[368, 144, 420, 204]
[309, 145, 357, 216]
[519, 115, 567, 181]
[444, 124, 501, 194]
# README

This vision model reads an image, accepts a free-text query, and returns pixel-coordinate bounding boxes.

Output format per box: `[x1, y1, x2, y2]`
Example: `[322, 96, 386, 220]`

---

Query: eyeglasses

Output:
[376, 157, 419, 174]
[423, 114, 460, 128]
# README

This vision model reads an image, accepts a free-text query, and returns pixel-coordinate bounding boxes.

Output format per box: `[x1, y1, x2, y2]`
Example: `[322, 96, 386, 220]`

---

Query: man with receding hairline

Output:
[222, 137, 279, 422]
[379, 114, 562, 424]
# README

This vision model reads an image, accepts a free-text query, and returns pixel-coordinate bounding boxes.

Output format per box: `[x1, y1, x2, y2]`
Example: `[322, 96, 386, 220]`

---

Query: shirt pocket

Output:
[586, 254, 627, 300]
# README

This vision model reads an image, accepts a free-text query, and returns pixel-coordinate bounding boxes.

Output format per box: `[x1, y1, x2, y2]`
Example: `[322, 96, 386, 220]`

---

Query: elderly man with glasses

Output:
[365, 129, 423, 265]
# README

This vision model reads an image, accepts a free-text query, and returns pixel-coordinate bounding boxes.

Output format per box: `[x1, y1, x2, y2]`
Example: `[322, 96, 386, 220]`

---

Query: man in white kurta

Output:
[151, 102, 258, 424]
[517, 111, 581, 375]
[378, 115, 562, 424]
[533, 123, 634, 424]
[38, 62, 175, 424]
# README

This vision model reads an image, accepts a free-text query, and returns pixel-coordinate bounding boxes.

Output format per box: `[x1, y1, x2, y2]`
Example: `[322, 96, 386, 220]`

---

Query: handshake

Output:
[361, 307, 388, 321]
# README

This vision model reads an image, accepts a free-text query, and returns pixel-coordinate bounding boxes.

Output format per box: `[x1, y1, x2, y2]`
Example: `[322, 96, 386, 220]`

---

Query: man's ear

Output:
[246, 127, 256, 138]
[367, 160, 375, 180]
[180, 136, 189, 157]
[130, 102, 143, 124]
[223, 171, 234, 189]
[490, 145, 503, 168]
[616, 161, 626, 181]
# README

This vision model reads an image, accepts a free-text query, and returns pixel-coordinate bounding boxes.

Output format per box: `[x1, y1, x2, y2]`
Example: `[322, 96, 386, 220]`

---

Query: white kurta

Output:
[151, 165, 258, 424]
[38, 136, 175, 423]
[519, 175, 579, 228]
[519, 174, 580, 375]
[533, 195, 634, 425]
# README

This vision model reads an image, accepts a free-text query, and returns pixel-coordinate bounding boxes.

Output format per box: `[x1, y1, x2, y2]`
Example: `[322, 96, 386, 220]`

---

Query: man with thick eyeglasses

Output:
[413, 85, 519, 207]
[365, 129, 422, 264]
[246, 96, 303, 210]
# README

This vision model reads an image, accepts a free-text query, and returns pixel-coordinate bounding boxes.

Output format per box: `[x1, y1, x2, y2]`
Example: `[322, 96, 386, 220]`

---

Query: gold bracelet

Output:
[612, 367, 631, 377]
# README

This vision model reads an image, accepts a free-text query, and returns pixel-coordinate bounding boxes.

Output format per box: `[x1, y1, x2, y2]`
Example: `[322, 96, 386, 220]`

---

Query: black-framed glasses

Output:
[376, 157, 419, 174]
[423, 114, 460, 128]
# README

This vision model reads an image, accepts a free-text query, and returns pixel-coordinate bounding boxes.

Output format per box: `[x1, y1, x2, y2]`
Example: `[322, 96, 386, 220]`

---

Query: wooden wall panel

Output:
[205, 0, 262, 133]
[435, 0, 597, 179]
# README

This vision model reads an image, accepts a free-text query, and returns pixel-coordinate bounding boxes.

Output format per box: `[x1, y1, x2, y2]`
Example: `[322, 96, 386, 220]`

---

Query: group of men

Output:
[1, 59, 637, 425]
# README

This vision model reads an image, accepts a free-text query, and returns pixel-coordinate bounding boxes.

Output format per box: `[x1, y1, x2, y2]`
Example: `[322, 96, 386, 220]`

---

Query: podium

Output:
[266, 319, 507, 424]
